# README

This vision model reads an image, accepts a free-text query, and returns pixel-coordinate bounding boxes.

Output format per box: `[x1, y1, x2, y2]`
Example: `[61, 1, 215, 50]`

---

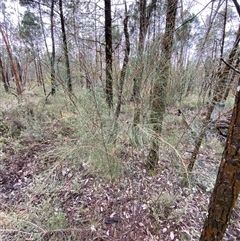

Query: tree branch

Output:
[232, 0, 240, 18]
[221, 57, 240, 74]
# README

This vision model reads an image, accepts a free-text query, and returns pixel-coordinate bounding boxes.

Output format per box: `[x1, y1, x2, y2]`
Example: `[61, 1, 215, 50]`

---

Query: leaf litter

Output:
[0, 105, 239, 241]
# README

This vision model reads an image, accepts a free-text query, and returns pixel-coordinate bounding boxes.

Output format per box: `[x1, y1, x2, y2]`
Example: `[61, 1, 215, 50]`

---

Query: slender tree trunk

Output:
[115, 2, 130, 118]
[105, 0, 113, 108]
[132, 0, 147, 126]
[59, 0, 72, 93]
[0, 24, 22, 95]
[0, 54, 9, 92]
[147, 0, 178, 170]
[196, 0, 224, 67]
[200, 75, 240, 240]
[38, 0, 50, 63]
[223, 58, 240, 101]
[33, 53, 40, 84]
[232, 0, 240, 17]
[50, 0, 56, 95]
[37, 56, 46, 96]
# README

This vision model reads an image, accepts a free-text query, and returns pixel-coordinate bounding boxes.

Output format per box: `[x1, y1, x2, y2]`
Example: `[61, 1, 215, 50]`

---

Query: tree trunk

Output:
[115, 2, 130, 118]
[50, 0, 56, 95]
[200, 76, 240, 240]
[59, 0, 72, 93]
[37, 57, 46, 96]
[105, 0, 113, 108]
[0, 54, 9, 92]
[147, 0, 178, 170]
[132, 0, 147, 126]
[0, 24, 22, 95]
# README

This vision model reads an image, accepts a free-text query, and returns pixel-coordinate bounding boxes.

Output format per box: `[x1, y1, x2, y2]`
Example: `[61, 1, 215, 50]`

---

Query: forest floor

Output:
[0, 85, 240, 241]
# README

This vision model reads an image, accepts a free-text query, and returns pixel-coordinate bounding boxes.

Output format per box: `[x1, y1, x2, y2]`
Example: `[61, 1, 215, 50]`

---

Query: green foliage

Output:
[175, 11, 199, 44]
[48, 211, 67, 230]
[19, 11, 41, 45]
[19, 0, 37, 8]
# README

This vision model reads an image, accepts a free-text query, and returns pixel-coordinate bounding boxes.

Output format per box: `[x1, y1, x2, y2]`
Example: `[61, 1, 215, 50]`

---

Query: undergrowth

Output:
[0, 83, 238, 241]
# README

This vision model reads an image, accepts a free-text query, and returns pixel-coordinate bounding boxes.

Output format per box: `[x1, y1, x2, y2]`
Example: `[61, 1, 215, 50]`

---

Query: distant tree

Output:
[19, 10, 44, 87]
[19, 11, 41, 44]
[19, 0, 55, 95]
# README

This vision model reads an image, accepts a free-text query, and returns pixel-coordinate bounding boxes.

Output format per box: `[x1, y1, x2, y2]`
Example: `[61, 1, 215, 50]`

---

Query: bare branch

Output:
[232, 0, 240, 17]
[221, 57, 240, 74]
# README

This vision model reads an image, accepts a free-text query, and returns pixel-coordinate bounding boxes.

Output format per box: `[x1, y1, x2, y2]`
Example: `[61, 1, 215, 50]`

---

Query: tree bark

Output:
[105, 0, 113, 108]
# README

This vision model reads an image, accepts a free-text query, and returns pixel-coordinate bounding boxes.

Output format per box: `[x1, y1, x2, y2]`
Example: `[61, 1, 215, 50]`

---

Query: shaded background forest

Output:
[0, 0, 240, 240]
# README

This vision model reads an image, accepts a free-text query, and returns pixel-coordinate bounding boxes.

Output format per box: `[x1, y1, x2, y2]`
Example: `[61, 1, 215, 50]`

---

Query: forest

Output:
[0, 0, 240, 240]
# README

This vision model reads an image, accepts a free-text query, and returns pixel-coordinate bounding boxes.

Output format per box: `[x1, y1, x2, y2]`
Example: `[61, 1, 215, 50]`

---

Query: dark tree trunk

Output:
[50, 0, 56, 95]
[115, 2, 130, 118]
[59, 0, 72, 93]
[0, 54, 9, 92]
[105, 0, 113, 108]
[232, 0, 240, 17]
